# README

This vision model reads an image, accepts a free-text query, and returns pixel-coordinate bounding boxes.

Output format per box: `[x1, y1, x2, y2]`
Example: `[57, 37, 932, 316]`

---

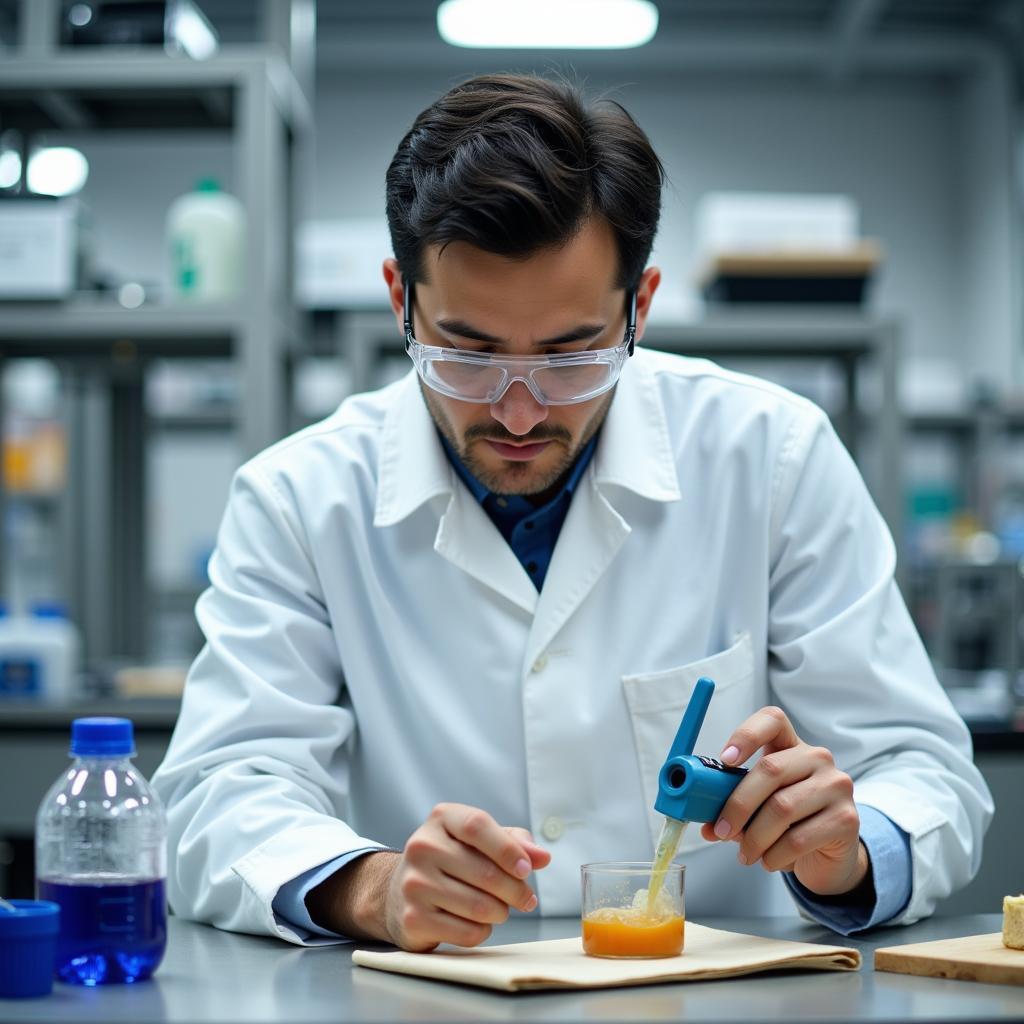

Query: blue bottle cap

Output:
[70, 717, 135, 757]
[0, 900, 60, 999]
[30, 601, 70, 621]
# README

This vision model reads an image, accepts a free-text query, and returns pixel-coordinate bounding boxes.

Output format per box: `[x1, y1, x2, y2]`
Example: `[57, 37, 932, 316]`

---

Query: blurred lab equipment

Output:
[35, 717, 167, 985]
[694, 192, 882, 304]
[0, 196, 86, 299]
[62, 0, 219, 59]
[930, 559, 1024, 725]
[0, 603, 81, 701]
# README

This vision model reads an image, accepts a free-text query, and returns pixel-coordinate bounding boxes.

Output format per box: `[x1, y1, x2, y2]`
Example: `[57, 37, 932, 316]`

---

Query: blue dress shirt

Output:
[272, 435, 913, 939]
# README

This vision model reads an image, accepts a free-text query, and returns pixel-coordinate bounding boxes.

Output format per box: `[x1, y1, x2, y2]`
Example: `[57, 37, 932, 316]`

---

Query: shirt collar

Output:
[374, 352, 680, 528]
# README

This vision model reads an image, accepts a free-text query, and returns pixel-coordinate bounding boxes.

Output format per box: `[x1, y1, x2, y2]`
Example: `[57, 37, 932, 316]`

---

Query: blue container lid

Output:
[70, 717, 135, 757]
[0, 899, 60, 938]
[0, 900, 59, 998]
[30, 601, 70, 621]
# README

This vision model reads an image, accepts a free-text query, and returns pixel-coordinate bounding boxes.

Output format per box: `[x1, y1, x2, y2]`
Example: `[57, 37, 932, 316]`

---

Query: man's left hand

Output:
[699, 705, 869, 898]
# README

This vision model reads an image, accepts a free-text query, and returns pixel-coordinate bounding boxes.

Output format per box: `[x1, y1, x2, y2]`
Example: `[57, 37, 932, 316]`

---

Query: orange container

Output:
[582, 908, 685, 958]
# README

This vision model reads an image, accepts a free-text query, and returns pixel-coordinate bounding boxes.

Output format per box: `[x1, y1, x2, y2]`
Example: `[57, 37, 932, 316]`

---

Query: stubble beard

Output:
[420, 383, 614, 497]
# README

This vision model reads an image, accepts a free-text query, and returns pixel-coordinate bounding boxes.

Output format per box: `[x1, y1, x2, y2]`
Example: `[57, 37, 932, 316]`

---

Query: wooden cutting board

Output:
[874, 932, 1024, 986]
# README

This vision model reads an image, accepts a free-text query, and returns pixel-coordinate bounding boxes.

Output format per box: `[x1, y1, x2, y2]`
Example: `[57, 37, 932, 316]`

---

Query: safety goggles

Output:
[403, 282, 637, 406]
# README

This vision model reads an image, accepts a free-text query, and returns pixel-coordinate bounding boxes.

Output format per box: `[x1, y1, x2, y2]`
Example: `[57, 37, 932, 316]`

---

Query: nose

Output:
[489, 379, 549, 437]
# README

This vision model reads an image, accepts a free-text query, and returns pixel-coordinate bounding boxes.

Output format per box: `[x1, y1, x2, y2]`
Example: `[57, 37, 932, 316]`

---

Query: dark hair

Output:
[385, 73, 664, 290]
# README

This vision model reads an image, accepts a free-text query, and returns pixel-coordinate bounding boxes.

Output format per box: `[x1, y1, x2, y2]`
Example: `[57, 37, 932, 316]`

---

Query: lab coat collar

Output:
[374, 372, 454, 528]
[592, 350, 682, 503]
[374, 373, 540, 614]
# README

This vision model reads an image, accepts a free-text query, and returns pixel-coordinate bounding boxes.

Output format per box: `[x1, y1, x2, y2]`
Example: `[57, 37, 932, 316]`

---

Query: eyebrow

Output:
[434, 318, 608, 347]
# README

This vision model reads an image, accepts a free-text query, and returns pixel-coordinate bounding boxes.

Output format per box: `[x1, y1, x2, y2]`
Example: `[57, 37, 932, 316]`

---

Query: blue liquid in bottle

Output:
[37, 878, 167, 985]
[36, 718, 168, 986]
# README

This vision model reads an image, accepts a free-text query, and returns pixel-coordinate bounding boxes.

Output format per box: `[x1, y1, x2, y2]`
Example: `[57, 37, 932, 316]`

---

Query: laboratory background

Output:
[0, 0, 1022, 923]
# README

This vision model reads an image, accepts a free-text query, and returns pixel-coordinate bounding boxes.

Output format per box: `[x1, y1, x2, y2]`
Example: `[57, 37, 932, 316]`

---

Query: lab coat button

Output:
[541, 816, 564, 842]
[531, 654, 548, 673]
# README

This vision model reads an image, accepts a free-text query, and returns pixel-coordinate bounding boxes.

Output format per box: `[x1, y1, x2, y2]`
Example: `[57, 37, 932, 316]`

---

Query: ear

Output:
[382, 257, 405, 332]
[634, 265, 661, 342]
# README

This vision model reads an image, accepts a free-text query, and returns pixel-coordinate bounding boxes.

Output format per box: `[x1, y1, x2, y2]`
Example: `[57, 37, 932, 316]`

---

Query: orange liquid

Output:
[582, 908, 685, 958]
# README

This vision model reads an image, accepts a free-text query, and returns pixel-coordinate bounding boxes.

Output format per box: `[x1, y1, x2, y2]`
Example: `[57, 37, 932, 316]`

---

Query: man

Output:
[152, 73, 992, 952]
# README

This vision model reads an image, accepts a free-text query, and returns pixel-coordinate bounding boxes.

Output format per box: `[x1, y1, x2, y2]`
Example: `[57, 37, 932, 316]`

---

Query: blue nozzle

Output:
[666, 677, 714, 759]
[653, 676, 748, 825]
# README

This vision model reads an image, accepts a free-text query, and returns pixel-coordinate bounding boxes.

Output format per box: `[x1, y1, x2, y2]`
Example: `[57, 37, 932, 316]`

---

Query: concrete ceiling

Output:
[2, 1, 1020, 82]
[225, 0, 1024, 81]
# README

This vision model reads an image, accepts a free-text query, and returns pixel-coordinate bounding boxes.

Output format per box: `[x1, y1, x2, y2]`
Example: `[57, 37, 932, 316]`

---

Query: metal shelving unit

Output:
[0, 0, 314, 666]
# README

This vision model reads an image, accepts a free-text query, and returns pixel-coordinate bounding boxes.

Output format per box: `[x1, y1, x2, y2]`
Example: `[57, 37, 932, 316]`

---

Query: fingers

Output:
[696, 732, 861, 893]
[736, 775, 831, 866]
[431, 873, 518, 925]
[436, 804, 535, 881]
[503, 827, 552, 870]
[390, 806, 551, 952]
[395, 902, 494, 951]
[710, 744, 824, 841]
[432, 844, 538, 913]
[719, 705, 800, 766]
[759, 803, 861, 875]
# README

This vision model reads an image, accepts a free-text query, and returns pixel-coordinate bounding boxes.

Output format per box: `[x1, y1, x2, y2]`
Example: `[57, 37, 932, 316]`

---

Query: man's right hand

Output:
[306, 803, 551, 951]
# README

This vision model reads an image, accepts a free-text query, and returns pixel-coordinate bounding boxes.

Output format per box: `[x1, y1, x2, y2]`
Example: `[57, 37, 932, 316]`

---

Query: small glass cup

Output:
[580, 861, 685, 959]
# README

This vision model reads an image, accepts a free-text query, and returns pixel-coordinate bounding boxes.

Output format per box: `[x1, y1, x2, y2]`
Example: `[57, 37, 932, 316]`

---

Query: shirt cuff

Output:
[782, 803, 913, 935]
[271, 847, 384, 941]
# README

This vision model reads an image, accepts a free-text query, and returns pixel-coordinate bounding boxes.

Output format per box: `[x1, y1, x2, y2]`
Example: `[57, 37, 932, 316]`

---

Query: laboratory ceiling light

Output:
[437, 0, 659, 49]
[27, 147, 89, 197]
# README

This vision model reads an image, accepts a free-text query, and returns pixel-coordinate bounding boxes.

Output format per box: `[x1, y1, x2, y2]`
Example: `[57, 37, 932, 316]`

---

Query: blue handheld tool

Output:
[654, 677, 748, 824]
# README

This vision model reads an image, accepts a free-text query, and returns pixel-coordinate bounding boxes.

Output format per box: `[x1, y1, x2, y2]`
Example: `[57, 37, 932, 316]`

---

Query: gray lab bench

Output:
[1, 914, 1021, 1023]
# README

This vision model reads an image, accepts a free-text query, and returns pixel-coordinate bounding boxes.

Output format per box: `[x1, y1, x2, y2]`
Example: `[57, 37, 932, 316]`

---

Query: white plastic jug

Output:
[0, 602, 80, 702]
[166, 178, 245, 302]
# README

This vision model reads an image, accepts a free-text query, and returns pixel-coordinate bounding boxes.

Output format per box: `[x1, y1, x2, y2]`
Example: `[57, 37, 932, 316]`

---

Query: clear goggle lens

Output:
[421, 354, 619, 405]
[403, 283, 637, 406]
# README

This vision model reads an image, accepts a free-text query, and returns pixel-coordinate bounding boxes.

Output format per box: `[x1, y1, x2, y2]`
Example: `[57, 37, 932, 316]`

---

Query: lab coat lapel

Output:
[375, 372, 537, 615]
[374, 372, 452, 528]
[524, 354, 682, 669]
[435, 490, 538, 616]
[524, 474, 630, 671]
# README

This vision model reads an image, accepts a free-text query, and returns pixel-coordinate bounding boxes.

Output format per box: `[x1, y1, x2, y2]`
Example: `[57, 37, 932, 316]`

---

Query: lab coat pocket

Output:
[622, 632, 755, 855]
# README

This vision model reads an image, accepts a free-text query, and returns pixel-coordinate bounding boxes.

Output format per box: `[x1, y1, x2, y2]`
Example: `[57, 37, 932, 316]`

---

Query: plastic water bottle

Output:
[35, 718, 167, 985]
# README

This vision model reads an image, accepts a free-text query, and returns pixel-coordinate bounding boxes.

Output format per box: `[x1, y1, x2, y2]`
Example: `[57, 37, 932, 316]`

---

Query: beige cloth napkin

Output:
[352, 922, 862, 992]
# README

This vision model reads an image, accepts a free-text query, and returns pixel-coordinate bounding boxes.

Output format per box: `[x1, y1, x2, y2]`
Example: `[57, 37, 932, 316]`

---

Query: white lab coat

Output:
[152, 347, 992, 946]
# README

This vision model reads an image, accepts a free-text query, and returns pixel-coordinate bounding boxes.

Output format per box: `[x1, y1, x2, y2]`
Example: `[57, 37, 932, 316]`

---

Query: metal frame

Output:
[0, 0, 314, 666]
[934, 559, 1022, 690]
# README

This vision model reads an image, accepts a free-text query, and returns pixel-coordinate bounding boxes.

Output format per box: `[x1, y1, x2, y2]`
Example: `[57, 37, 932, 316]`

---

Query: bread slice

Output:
[1003, 894, 1024, 950]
